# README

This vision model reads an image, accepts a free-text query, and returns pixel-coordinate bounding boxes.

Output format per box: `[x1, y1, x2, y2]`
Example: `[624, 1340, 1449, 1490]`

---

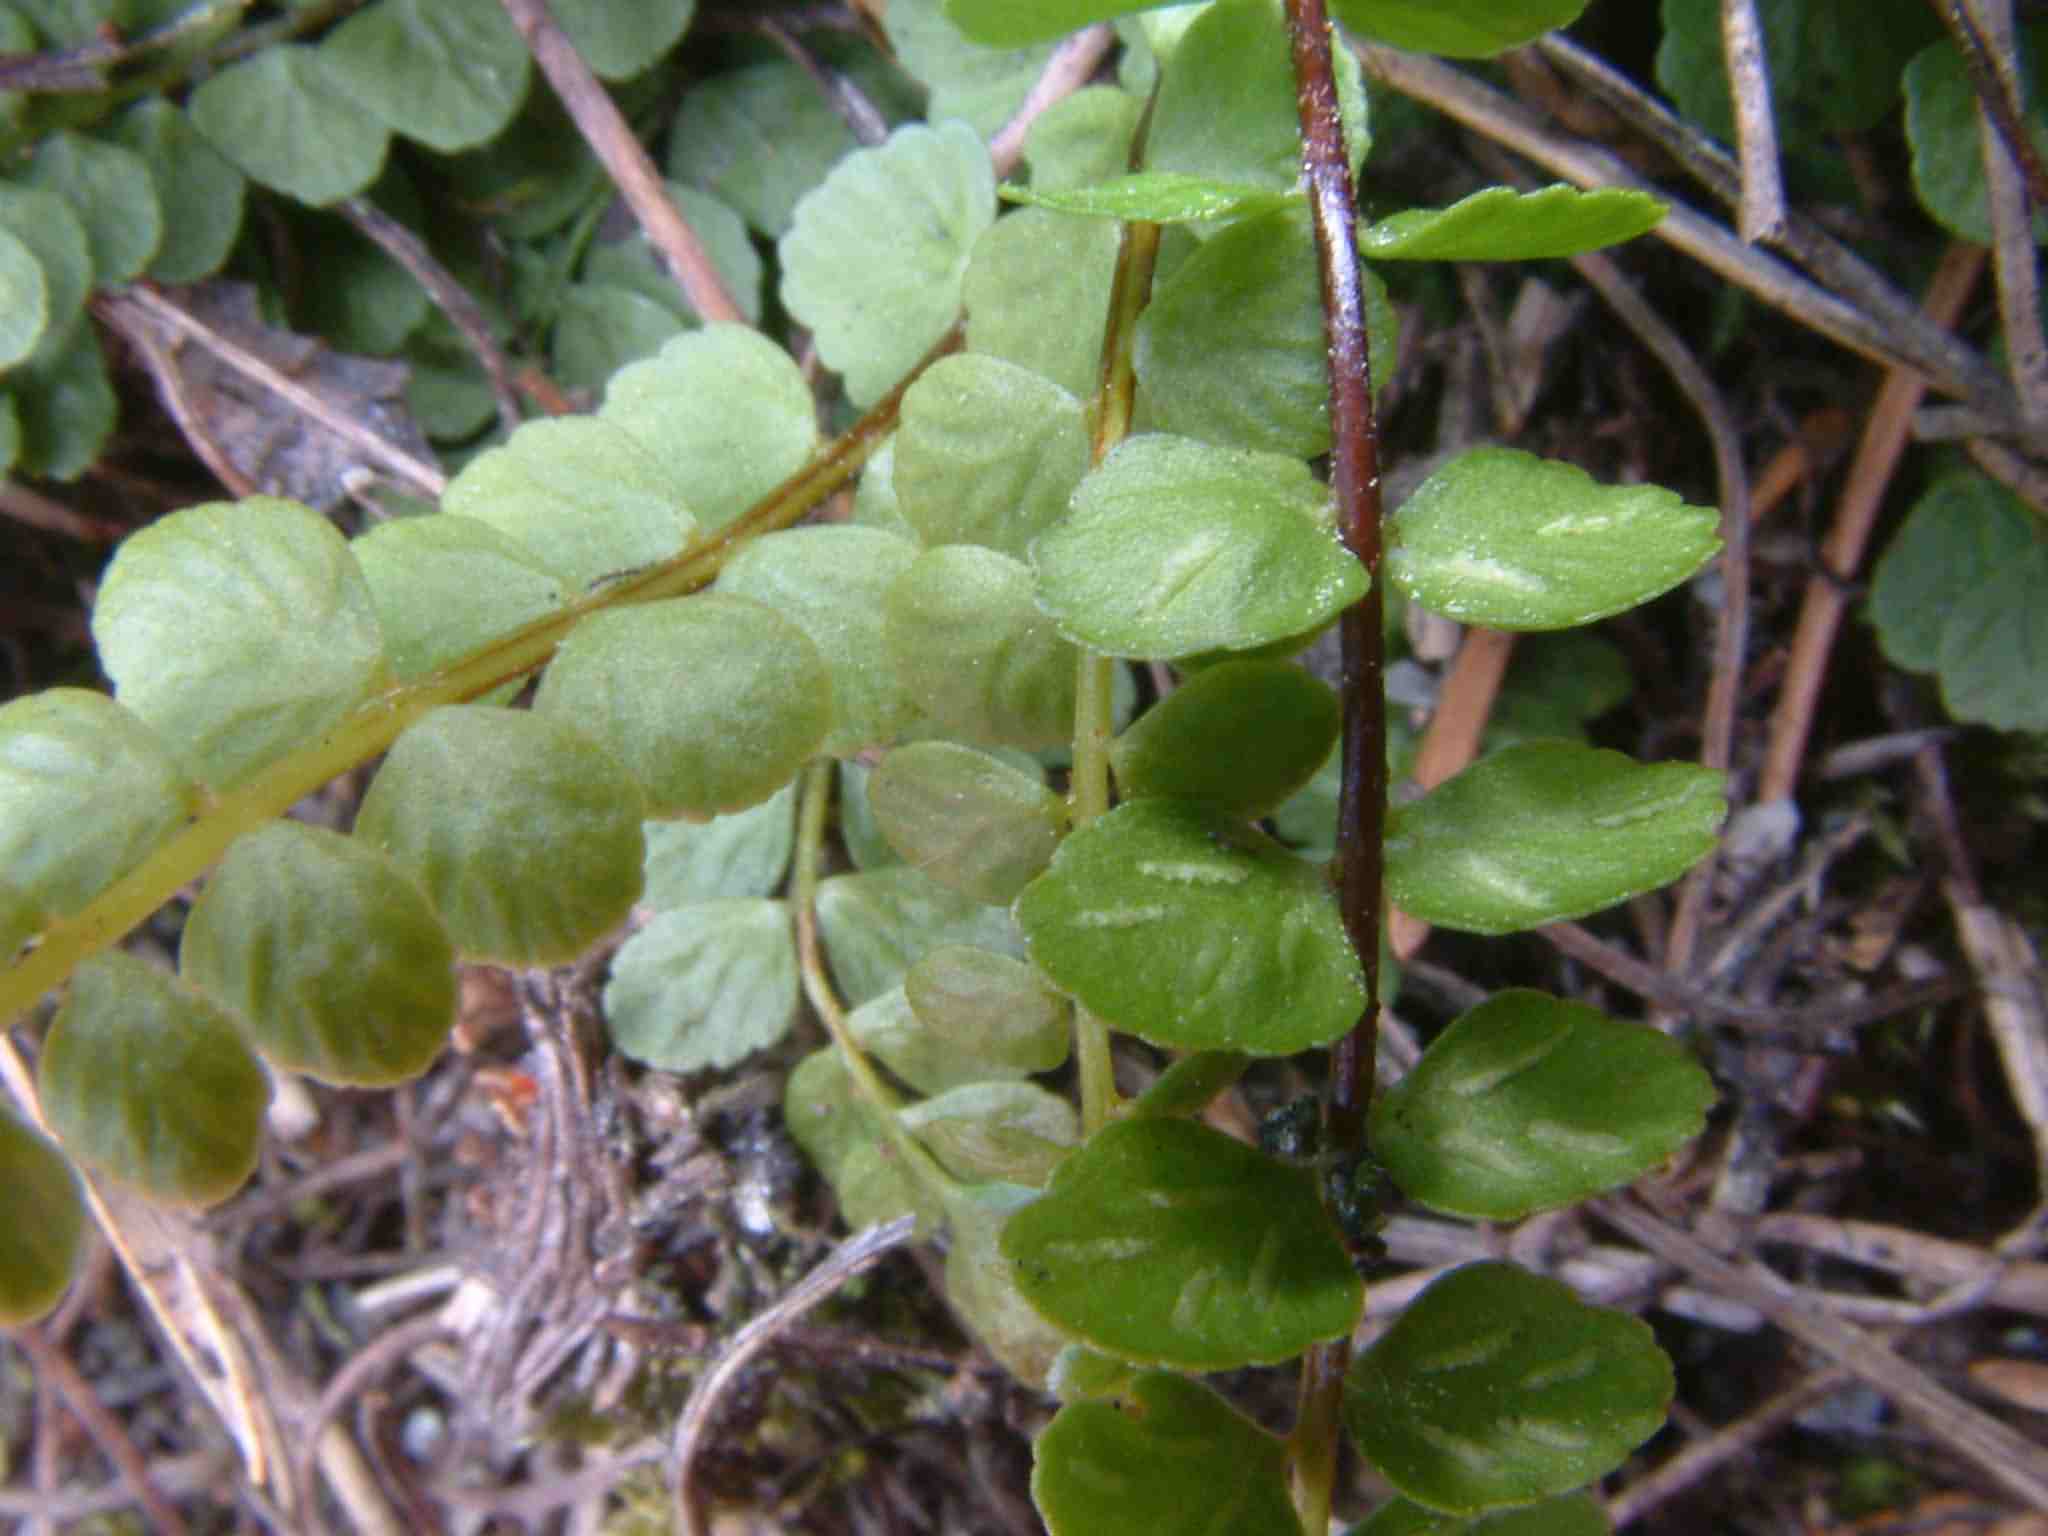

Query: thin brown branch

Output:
[0, 481, 124, 542]
[670, 1216, 916, 1536]
[94, 294, 263, 498]
[1956, 0, 2048, 429]
[12, 1321, 190, 1536]
[1522, 35, 2025, 439]
[335, 197, 523, 439]
[989, 24, 1118, 176]
[1563, 248, 1750, 979]
[1939, 0, 2048, 208]
[1720, 0, 1786, 244]
[1758, 243, 1983, 804]
[1593, 1195, 2048, 1509]
[1609, 1366, 1852, 1528]
[1288, 2, 1382, 1528]
[499, 0, 745, 327]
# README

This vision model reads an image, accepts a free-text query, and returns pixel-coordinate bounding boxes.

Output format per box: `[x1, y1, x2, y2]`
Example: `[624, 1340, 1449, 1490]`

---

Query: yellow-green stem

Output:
[0, 325, 958, 1027]
[1068, 651, 1120, 1135]
[790, 758, 956, 1203]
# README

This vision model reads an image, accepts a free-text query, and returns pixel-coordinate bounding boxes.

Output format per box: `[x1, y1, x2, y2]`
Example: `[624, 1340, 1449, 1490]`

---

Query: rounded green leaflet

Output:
[666, 57, 858, 238]
[884, 545, 1078, 750]
[817, 862, 1024, 1008]
[884, 0, 1054, 137]
[868, 742, 1066, 906]
[893, 353, 1089, 558]
[552, 283, 688, 396]
[1344, 1261, 1673, 1513]
[1000, 1116, 1362, 1369]
[1330, 0, 1590, 57]
[1369, 990, 1714, 1221]
[780, 120, 995, 408]
[1353, 1492, 1610, 1536]
[534, 595, 831, 820]
[354, 704, 647, 966]
[549, 0, 696, 82]
[1147, 0, 1366, 194]
[1111, 659, 1338, 819]
[318, 0, 530, 153]
[1933, 541, 2048, 732]
[1022, 85, 1144, 194]
[905, 945, 1069, 1084]
[640, 781, 798, 907]
[599, 325, 818, 532]
[902, 1080, 1078, 1186]
[1386, 447, 1722, 631]
[180, 822, 456, 1088]
[41, 951, 267, 1207]
[9, 316, 116, 481]
[0, 181, 92, 336]
[0, 1105, 85, 1326]
[716, 526, 920, 756]
[1032, 1371, 1303, 1536]
[1906, 24, 2048, 246]
[1033, 434, 1366, 661]
[604, 898, 798, 1072]
[1137, 203, 1397, 459]
[24, 130, 163, 284]
[964, 205, 1119, 402]
[189, 44, 391, 206]
[784, 1047, 944, 1237]
[1017, 798, 1363, 1054]
[351, 513, 566, 693]
[1361, 185, 1667, 262]
[91, 496, 389, 790]
[1869, 472, 2036, 672]
[440, 415, 700, 593]
[108, 99, 247, 283]
[0, 226, 48, 368]
[0, 687, 198, 933]
[1384, 742, 1726, 935]
[941, 1181, 1073, 1392]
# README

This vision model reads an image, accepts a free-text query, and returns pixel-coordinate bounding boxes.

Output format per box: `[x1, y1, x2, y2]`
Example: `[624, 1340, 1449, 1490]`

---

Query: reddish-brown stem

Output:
[1288, 0, 1385, 1159]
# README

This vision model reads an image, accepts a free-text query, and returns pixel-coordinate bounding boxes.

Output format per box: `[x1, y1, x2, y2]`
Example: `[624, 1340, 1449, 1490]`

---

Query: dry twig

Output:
[670, 1215, 917, 1536]
[500, 0, 746, 328]
[1719, 0, 1786, 244]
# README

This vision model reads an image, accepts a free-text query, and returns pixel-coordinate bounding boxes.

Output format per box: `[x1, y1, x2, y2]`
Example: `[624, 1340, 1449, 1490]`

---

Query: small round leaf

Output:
[0, 1107, 85, 1325]
[535, 595, 831, 819]
[318, 0, 529, 153]
[893, 353, 1089, 557]
[1387, 447, 1721, 631]
[905, 945, 1069, 1084]
[1344, 1261, 1673, 1513]
[181, 822, 456, 1088]
[1016, 798, 1364, 1054]
[1034, 435, 1365, 661]
[869, 742, 1066, 906]
[351, 513, 568, 687]
[0, 687, 198, 929]
[964, 205, 1120, 401]
[600, 326, 819, 531]
[1001, 1116, 1362, 1369]
[884, 545, 1077, 750]
[817, 863, 1023, 1009]
[641, 782, 798, 907]
[0, 175, 91, 335]
[92, 497, 388, 789]
[108, 99, 247, 283]
[0, 226, 48, 368]
[716, 527, 919, 756]
[1369, 990, 1715, 1220]
[24, 130, 162, 284]
[902, 1080, 1078, 1186]
[355, 705, 646, 965]
[604, 898, 798, 1072]
[42, 951, 266, 1207]
[1032, 1371, 1303, 1536]
[1384, 743, 1726, 935]
[1112, 660, 1337, 819]
[440, 416, 699, 593]
[189, 45, 390, 206]
[780, 121, 994, 407]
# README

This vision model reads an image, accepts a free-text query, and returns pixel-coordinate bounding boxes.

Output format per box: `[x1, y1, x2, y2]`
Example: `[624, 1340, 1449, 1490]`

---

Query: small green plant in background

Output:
[40, 0, 2029, 1528]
